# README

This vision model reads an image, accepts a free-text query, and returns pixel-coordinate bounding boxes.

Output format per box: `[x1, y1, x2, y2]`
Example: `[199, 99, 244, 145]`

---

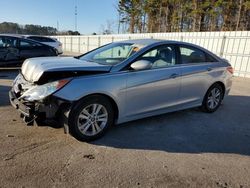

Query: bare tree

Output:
[100, 20, 115, 35]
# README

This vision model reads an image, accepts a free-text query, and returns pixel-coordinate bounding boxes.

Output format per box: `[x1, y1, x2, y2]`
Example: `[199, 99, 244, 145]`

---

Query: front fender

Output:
[53, 73, 128, 119]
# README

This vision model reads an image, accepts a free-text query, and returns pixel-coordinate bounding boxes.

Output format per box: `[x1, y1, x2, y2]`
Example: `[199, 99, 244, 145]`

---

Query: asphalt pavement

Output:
[0, 70, 250, 188]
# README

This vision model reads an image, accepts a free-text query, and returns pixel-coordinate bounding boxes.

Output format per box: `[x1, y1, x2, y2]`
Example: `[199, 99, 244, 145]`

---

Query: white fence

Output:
[54, 31, 250, 78]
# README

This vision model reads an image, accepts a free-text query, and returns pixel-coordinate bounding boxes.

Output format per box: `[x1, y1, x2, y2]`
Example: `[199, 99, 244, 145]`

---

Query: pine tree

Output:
[117, 0, 250, 33]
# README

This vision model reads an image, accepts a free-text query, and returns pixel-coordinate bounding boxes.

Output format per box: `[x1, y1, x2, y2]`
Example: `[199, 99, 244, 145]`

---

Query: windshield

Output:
[79, 43, 144, 65]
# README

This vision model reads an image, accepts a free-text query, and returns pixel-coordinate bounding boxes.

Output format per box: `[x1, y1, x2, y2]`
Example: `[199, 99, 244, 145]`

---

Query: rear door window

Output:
[179, 45, 217, 64]
[19, 39, 42, 47]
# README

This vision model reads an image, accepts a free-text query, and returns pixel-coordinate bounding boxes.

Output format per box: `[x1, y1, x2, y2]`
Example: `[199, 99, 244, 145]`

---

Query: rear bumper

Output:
[57, 47, 63, 54]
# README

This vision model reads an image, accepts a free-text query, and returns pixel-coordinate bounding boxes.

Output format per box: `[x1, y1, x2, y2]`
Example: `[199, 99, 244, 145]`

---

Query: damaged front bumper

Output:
[9, 90, 36, 124]
[9, 89, 71, 126]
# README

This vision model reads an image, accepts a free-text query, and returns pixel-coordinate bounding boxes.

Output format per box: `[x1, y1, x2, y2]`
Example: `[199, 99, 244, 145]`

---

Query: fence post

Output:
[87, 37, 89, 52]
[70, 37, 73, 52]
[78, 36, 81, 53]
[180, 36, 184, 41]
[98, 36, 101, 47]
[64, 37, 66, 51]
[220, 36, 226, 57]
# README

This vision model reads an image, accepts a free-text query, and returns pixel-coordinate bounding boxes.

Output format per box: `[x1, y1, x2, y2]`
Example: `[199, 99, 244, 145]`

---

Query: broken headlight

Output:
[20, 79, 70, 101]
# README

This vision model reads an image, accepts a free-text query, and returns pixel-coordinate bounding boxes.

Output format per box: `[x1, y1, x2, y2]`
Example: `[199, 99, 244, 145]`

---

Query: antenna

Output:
[75, 0, 78, 31]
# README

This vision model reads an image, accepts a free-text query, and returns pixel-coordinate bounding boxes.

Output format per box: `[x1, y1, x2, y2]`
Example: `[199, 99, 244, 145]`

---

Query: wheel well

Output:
[211, 81, 226, 98]
[77, 93, 119, 121]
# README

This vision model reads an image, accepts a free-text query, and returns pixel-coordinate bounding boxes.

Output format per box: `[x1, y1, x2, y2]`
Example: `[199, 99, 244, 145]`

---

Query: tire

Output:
[68, 95, 114, 141]
[201, 83, 224, 113]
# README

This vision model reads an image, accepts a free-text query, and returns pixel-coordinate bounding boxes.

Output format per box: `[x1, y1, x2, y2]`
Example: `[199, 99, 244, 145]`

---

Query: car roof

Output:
[24, 35, 51, 38]
[118, 39, 164, 45]
[117, 38, 194, 46]
[0, 34, 24, 38]
[0, 34, 52, 39]
[118, 38, 218, 54]
[24, 35, 57, 41]
[0, 34, 54, 47]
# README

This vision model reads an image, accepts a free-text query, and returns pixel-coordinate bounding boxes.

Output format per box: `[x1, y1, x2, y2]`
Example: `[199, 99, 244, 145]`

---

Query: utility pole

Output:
[57, 20, 59, 31]
[118, 12, 120, 34]
[75, 0, 78, 31]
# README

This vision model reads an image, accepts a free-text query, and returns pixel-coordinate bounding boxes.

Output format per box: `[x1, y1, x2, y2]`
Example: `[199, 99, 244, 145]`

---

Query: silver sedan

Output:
[9, 39, 233, 141]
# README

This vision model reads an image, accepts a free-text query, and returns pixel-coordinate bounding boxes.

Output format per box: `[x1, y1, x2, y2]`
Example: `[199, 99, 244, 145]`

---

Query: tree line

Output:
[118, 0, 250, 33]
[0, 22, 80, 35]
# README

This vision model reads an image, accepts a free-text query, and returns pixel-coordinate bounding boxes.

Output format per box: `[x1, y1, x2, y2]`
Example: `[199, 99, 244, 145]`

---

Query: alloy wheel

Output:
[207, 88, 221, 110]
[77, 103, 108, 136]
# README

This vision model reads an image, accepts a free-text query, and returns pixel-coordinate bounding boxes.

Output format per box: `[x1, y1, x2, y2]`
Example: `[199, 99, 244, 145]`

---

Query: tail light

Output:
[227, 66, 234, 74]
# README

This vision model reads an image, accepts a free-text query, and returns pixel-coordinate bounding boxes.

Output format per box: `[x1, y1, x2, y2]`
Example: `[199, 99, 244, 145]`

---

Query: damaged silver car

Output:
[9, 39, 233, 141]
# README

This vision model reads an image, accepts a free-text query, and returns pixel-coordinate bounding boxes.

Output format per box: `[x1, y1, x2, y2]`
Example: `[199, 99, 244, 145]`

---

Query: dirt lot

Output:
[0, 70, 250, 188]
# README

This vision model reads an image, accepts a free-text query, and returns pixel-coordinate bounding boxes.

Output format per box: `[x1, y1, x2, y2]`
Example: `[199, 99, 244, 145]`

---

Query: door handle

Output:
[207, 67, 213, 71]
[170, 73, 179, 79]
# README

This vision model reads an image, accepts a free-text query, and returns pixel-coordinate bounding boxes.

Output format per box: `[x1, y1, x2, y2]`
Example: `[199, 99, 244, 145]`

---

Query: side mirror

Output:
[130, 60, 152, 71]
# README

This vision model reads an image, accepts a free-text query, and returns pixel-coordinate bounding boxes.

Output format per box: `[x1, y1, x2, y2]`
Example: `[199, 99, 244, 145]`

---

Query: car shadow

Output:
[91, 95, 250, 156]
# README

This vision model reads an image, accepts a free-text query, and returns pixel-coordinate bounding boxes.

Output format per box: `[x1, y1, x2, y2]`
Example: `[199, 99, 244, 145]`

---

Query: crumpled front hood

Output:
[21, 57, 112, 83]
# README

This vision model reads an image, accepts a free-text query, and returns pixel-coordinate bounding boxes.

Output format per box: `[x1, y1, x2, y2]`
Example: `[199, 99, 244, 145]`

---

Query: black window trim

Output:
[178, 44, 218, 64]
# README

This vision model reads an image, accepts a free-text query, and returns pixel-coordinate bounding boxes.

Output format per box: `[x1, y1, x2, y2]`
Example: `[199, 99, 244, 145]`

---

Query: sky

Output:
[0, 0, 119, 34]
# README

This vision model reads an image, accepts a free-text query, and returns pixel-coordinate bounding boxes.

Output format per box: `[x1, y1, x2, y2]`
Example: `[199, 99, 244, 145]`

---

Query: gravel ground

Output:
[0, 70, 250, 188]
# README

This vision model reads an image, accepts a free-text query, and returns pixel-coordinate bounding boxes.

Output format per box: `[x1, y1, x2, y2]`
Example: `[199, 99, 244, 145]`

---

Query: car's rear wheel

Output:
[68, 96, 114, 141]
[201, 83, 223, 113]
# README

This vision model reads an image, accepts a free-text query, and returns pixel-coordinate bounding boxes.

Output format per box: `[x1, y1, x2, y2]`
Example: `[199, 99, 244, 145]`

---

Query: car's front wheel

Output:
[68, 96, 114, 141]
[201, 83, 224, 113]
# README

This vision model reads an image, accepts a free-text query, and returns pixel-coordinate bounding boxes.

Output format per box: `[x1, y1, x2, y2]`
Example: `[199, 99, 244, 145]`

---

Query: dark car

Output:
[25, 35, 63, 54]
[0, 34, 58, 66]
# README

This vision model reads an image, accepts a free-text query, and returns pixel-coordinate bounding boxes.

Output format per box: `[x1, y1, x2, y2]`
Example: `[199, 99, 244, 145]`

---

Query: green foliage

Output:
[0, 22, 81, 35]
[117, 0, 250, 33]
